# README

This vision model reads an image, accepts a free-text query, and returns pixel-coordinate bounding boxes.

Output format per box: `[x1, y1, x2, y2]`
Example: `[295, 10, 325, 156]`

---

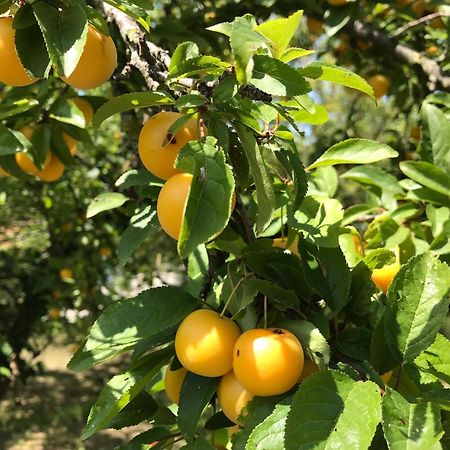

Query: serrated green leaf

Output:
[0, 98, 39, 120]
[230, 16, 268, 85]
[250, 55, 311, 97]
[118, 205, 159, 267]
[277, 319, 330, 369]
[280, 47, 315, 63]
[382, 388, 443, 450]
[291, 103, 328, 125]
[232, 395, 290, 450]
[308, 139, 398, 170]
[86, 192, 129, 218]
[299, 62, 375, 99]
[169, 56, 229, 80]
[400, 161, 450, 197]
[298, 241, 351, 311]
[384, 252, 450, 363]
[363, 249, 396, 270]
[93, 92, 174, 129]
[275, 147, 308, 211]
[255, 10, 303, 58]
[175, 137, 235, 257]
[68, 287, 196, 371]
[13, 4, 51, 78]
[285, 371, 381, 450]
[288, 195, 344, 248]
[181, 437, 215, 449]
[414, 333, 450, 385]
[32, 0, 88, 77]
[0, 124, 28, 156]
[341, 166, 404, 210]
[420, 102, 450, 175]
[108, 392, 158, 430]
[102, 0, 149, 31]
[81, 348, 171, 440]
[115, 169, 161, 189]
[235, 124, 275, 234]
[178, 372, 219, 440]
[169, 41, 200, 74]
[247, 404, 289, 450]
[185, 244, 209, 297]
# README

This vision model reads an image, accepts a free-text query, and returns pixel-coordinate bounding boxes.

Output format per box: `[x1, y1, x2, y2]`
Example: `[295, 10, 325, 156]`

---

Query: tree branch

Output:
[349, 20, 450, 91]
[96, 1, 171, 90]
[393, 11, 450, 37]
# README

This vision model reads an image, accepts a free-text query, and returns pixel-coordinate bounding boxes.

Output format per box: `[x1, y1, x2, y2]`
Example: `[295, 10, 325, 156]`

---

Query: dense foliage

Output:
[0, 0, 449, 448]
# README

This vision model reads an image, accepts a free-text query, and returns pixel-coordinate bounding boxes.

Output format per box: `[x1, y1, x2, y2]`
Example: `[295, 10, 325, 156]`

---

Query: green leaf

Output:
[298, 241, 351, 311]
[275, 147, 308, 210]
[363, 249, 395, 270]
[169, 42, 200, 74]
[0, 0, 12, 14]
[250, 55, 311, 97]
[93, 92, 174, 129]
[13, 4, 51, 78]
[420, 102, 450, 175]
[291, 103, 328, 125]
[235, 123, 275, 234]
[384, 252, 450, 363]
[178, 372, 219, 440]
[337, 327, 372, 362]
[288, 196, 344, 248]
[32, 0, 88, 77]
[285, 371, 381, 450]
[247, 404, 290, 450]
[86, 192, 129, 219]
[277, 320, 330, 369]
[118, 205, 159, 267]
[414, 333, 450, 385]
[175, 94, 207, 109]
[115, 169, 161, 189]
[230, 16, 268, 84]
[341, 166, 404, 210]
[108, 392, 158, 430]
[400, 161, 450, 197]
[175, 137, 235, 257]
[280, 47, 315, 63]
[168, 56, 229, 80]
[181, 437, 215, 449]
[245, 279, 298, 312]
[382, 388, 443, 450]
[101, 0, 149, 31]
[255, 10, 303, 58]
[81, 348, 171, 440]
[308, 139, 398, 170]
[299, 62, 375, 99]
[0, 98, 39, 121]
[68, 287, 196, 371]
[0, 125, 28, 156]
[232, 395, 290, 450]
[185, 244, 209, 297]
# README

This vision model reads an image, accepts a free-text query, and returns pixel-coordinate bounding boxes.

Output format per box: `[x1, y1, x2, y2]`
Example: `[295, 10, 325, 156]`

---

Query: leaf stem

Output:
[220, 272, 253, 317]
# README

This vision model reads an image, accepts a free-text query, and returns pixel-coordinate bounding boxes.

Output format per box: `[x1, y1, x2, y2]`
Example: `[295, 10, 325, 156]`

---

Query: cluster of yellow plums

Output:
[12, 98, 93, 182]
[138, 111, 236, 240]
[165, 308, 308, 426]
[0, 17, 117, 89]
[0, 15, 117, 180]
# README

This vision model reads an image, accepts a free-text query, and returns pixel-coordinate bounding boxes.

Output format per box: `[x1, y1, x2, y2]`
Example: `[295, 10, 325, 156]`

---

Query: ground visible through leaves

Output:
[0, 346, 146, 450]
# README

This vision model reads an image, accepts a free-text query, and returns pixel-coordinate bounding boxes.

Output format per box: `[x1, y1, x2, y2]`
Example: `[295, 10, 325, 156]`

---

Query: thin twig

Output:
[393, 11, 450, 37]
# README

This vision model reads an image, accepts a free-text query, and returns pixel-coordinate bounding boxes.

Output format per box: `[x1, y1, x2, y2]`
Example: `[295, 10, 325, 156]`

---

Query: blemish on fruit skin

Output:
[273, 329, 284, 335]
[236, 349, 240, 357]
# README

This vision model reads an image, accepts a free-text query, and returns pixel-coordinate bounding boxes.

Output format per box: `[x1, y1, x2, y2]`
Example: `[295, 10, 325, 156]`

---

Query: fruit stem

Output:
[220, 272, 253, 317]
[263, 295, 268, 329]
[280, 206, 285, 240]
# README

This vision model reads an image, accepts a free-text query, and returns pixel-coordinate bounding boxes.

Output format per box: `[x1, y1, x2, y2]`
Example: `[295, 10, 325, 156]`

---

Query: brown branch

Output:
[393, 11, 450, 37]
[350, 20, 450, 91]
[95, 1, 171, 90]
